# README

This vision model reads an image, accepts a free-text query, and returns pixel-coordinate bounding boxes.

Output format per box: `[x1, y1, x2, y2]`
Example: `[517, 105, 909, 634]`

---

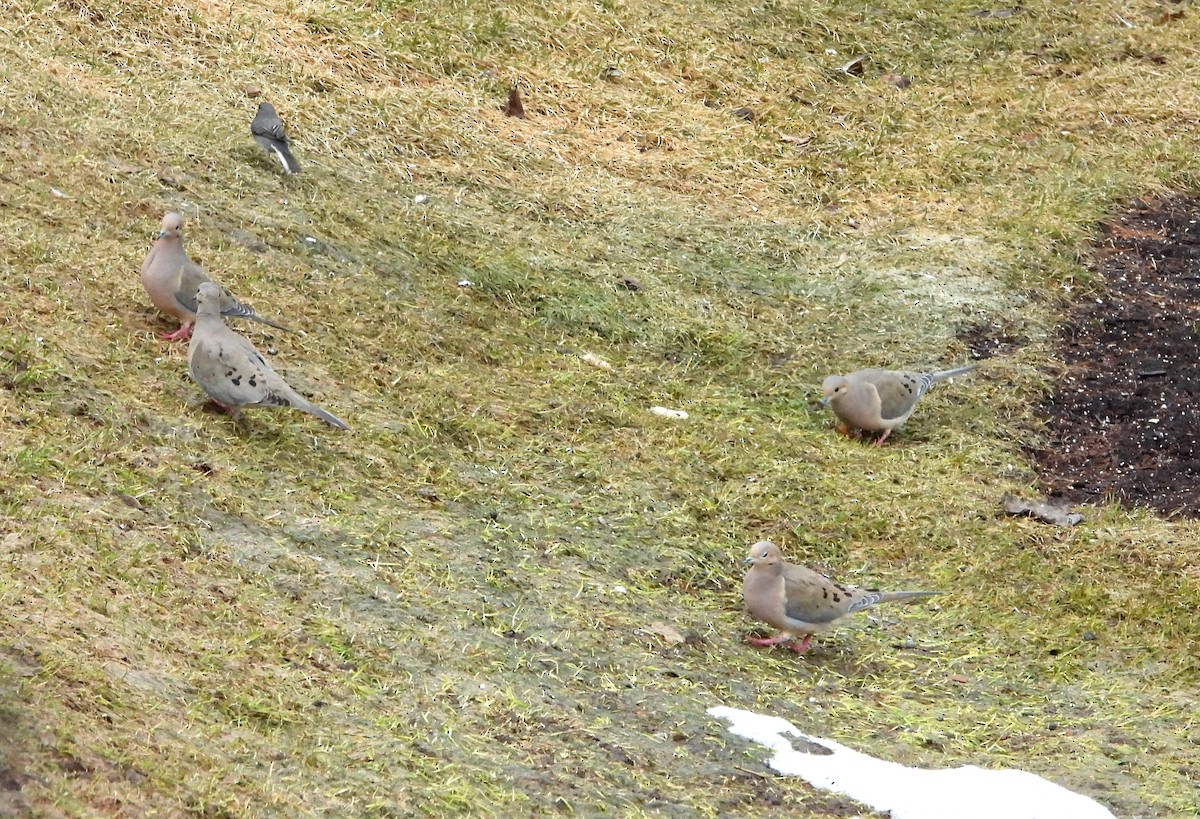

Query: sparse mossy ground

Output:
[2, 0, 1199, 816]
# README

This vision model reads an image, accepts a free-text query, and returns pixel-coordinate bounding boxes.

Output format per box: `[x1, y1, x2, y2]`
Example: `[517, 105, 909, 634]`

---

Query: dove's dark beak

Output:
[817, 395, 831, 408]
[741, 556, 755, 566]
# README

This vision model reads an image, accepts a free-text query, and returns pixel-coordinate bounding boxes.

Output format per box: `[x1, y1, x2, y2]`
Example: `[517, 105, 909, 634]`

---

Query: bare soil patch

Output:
[1034, 194, 1200, 517]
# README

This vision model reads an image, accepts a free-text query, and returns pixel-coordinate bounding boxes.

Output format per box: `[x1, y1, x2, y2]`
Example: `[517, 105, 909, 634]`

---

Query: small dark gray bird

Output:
[251, 102, 301, 175]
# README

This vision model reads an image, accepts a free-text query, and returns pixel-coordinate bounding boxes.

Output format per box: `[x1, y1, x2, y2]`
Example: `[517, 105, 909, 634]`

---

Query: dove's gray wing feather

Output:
[780, 563, 856, 625]
[780, 560, 938, 623]
[869, 364, 979, 422]
[216, 288, 289, 331]
[861, 370, 927, 422]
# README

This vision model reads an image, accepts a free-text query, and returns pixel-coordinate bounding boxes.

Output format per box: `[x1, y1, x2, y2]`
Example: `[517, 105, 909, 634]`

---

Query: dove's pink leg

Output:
[788, 634, 813, 653]
[875, 429, 892, 446]
[746, 633, 813, 653]
[159, 323, 193, 341]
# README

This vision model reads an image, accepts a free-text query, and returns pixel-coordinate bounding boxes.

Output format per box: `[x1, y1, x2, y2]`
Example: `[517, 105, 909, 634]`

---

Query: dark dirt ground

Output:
[1033, 194, 1200, 517]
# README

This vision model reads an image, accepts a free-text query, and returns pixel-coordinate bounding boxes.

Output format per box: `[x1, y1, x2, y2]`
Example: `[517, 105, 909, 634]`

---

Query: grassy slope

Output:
[2, 0, 1199, 815]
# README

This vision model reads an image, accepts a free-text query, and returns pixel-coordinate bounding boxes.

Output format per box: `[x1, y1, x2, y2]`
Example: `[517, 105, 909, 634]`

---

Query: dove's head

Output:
[158, 212, 185, 240]
[743, 540, 783, 568]
[819, 374, 850, 407]
[194, 282, 222, 313]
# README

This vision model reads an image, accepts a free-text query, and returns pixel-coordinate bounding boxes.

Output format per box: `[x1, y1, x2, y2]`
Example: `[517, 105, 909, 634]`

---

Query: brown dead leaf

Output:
[641, 621, 686, 645]
[505, 86, 527, 119]
[839, 55, 868, 76]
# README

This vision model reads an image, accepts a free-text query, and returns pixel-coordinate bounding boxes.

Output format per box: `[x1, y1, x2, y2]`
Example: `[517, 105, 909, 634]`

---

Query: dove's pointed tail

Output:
[929, 363, 979, 383]
[878, 590, 941, 604]
[298, 400, 350, 431]
[246, 313, 292, 333]
[220, 302, 291, 333]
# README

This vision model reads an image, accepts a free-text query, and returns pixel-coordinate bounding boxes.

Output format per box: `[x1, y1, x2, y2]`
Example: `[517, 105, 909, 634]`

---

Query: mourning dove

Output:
[188, 282, 349, 430]
[251, 102, 301, 175]
[819, 364, 978, 445]
[741, 541, 937, 653]
[140, 212, 288, 341]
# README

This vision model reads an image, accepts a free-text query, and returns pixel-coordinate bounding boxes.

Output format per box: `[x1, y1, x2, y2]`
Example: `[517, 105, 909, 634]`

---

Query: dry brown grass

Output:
[2, 0, 1199, 816]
